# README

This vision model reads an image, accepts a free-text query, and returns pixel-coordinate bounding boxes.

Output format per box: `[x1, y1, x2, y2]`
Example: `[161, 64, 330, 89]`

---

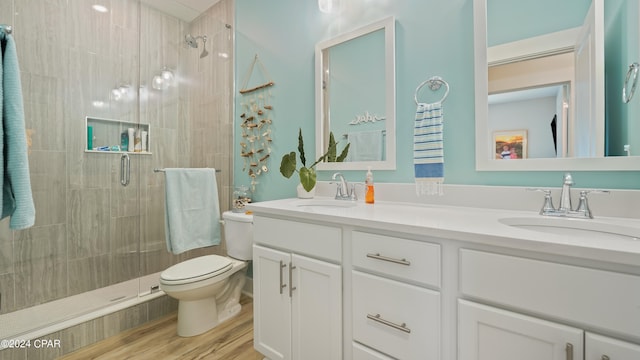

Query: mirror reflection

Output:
[479, 0, 640, 169]
[315, 16, 396, 171]
[324, 28, 386, 162]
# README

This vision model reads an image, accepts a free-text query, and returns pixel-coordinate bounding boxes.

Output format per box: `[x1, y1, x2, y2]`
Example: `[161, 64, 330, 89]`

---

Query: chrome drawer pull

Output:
[289, 262, 296, 297]
[279, 261, 286, 294]
[366, 313, 411, 334]
[366, 253, 411, 266]
[566, 343, 573, 360]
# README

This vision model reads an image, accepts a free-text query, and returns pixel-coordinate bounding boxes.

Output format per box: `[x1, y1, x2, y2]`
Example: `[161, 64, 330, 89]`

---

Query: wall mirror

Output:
[474, 0, 640, 171]
[315, 16, 396, 171]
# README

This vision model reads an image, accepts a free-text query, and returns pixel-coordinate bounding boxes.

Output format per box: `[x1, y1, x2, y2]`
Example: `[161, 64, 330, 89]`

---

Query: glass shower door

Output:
[0, 0, 143, 340]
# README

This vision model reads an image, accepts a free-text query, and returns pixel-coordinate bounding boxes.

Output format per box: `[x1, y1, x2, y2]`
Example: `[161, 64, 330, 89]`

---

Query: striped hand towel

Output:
[414, 102, 444, 196]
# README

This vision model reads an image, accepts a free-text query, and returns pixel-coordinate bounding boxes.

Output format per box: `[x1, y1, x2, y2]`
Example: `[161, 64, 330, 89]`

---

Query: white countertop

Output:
[247, 197, 640, 267]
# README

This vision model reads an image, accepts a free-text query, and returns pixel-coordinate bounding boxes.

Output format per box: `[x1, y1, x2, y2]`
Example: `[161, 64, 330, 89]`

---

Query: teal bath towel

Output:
[164, 168, 221, 254]
[0, 26, 35, 229]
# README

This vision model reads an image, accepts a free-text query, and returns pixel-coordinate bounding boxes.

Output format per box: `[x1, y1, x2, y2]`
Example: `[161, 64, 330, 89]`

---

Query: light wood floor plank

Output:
[61, 295, 263, 360]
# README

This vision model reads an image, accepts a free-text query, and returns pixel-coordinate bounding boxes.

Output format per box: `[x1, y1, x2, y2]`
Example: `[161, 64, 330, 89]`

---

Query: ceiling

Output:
[488, 85, 564, 105]
[139, 0, 219, 22]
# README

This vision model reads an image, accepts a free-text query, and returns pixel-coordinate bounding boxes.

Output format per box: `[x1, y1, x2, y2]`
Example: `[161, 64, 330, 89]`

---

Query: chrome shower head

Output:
[185, 34, 208, 58]
[185, 34, 198, 48]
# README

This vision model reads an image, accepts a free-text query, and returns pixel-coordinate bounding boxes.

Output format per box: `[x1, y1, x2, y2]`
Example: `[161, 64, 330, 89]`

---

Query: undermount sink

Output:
[295, 199, 358, 208]
[499, 217, 640, 241]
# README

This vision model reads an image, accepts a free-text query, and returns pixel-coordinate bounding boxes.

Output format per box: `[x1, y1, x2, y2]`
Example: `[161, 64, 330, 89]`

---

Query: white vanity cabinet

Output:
[350, 231, 441, 359]
[459, 249, 640, 360]
[248, 197, 640, 360]
[252, 216, 342, 360]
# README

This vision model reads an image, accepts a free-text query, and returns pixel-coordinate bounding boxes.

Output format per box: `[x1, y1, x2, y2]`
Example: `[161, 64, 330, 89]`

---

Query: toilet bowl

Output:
[160, 211, 253, 337]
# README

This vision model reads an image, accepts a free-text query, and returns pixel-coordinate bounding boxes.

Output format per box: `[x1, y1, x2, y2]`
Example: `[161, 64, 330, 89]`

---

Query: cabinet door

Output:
[586, 332, 640, 360]
[291, 254, 342, 360]
[459, 300, 583, 360]
[253, 245, 292, 360]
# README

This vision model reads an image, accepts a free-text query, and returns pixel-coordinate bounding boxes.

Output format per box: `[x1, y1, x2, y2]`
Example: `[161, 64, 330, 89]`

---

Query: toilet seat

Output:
[160, 255, 233, 285]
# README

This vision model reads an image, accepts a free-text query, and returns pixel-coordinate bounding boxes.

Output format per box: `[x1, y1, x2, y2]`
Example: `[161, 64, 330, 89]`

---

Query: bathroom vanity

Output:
[248, 194, 640, 360]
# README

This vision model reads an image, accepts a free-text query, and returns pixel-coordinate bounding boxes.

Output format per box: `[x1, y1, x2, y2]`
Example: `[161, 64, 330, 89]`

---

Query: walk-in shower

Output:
[185, 34, 209, 58]
[0, 1, 234, 357]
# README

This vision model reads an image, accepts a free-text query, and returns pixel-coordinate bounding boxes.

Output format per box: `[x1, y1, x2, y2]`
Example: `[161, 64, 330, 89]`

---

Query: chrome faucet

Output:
[528, 173, 609, 219]
[331, 172, 357, 201]
[558, 173, 574, 213]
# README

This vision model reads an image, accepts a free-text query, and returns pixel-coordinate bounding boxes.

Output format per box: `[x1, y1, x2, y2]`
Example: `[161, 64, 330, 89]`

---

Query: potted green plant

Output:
[280, 128, 349, 197]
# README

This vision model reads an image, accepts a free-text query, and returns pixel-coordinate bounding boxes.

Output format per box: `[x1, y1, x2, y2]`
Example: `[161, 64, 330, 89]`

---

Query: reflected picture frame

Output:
[493, 130, 527, 160]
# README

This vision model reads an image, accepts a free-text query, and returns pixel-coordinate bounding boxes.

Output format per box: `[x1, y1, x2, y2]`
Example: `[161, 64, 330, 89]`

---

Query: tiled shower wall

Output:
[0, 0, 233, 315]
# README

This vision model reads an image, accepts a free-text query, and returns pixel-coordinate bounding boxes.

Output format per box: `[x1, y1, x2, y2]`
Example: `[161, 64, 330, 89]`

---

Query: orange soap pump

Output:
[365, 167, 375, 204]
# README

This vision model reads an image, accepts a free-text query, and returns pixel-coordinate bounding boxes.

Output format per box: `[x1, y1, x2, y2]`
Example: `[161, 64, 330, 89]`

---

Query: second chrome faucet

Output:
[529, 173, 608, 219]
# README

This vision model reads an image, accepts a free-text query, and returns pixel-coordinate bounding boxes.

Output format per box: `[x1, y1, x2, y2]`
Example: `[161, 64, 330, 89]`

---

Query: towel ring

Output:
[623, 62, 639, 103]
[414, 76, 449, 105]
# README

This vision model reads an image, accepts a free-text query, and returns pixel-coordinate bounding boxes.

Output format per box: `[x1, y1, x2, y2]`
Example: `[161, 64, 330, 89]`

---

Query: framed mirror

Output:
[474, 0, 640, 171]
[315, 16, 396, 171]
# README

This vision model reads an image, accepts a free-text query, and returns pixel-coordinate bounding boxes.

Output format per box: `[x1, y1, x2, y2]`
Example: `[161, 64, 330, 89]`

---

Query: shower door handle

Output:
[120, 153, 130, 186]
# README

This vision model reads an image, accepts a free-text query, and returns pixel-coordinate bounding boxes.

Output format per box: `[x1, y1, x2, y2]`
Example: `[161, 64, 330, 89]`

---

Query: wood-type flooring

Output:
[61, 295, 263, 360]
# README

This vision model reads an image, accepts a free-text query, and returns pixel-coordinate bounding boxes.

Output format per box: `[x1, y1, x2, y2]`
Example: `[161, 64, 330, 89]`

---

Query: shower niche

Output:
[85, 116, 151, 154]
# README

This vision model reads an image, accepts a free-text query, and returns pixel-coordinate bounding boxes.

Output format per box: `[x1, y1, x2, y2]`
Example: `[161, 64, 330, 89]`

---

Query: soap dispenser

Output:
[365, 167, 375, 204]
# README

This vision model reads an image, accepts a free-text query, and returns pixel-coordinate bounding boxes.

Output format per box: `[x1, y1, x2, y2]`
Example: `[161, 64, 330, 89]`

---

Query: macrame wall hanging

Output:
[239, 54, 275, 192]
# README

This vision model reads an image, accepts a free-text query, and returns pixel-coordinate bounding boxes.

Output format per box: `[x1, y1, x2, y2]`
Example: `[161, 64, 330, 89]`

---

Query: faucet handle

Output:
[349, 183, 358, 201]
[330, 181, 345, 199]
[527, 188, 555, 215]
[574, 190, 610, 218]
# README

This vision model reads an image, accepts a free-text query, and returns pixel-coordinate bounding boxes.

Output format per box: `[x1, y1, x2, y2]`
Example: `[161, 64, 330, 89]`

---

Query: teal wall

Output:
[235, 0, 640, 202]
[605, 0, 640, 156]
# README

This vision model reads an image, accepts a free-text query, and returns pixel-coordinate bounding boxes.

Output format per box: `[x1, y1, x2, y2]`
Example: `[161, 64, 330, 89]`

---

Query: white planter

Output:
[297, 183, 316, 199]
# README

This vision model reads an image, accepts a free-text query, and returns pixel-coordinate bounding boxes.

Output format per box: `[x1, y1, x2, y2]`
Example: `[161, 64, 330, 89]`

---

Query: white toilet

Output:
[160, 211, 253, 337]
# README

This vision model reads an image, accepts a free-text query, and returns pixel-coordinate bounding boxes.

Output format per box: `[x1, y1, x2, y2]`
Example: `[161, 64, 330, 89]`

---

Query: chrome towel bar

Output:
[153, 168, 221, 173]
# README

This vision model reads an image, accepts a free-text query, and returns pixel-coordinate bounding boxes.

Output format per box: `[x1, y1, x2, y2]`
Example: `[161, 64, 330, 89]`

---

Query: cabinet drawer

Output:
[253, 216, 341, 262]
[352, 271, 440, 359]
[460, 249, 640, 338]
[586, 332, 640, 359]
[352, 231, 441, 288]
[352, 342, 394, 360]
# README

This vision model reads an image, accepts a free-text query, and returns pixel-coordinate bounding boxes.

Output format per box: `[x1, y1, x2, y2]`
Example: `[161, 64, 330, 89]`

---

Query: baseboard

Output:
[242, 276, 253, 297]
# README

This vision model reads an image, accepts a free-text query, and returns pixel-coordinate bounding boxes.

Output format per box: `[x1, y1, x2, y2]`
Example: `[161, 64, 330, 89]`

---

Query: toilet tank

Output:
[222, 211, 253, 260]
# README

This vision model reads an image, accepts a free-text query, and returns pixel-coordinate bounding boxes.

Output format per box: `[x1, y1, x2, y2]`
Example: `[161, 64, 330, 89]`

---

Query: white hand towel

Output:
[164, 168, 221, 254]
[347, 130, 384, 161]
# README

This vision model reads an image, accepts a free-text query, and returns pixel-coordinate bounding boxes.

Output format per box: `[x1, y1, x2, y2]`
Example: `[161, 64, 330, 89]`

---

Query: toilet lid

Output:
[160, 255, 232, 283]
